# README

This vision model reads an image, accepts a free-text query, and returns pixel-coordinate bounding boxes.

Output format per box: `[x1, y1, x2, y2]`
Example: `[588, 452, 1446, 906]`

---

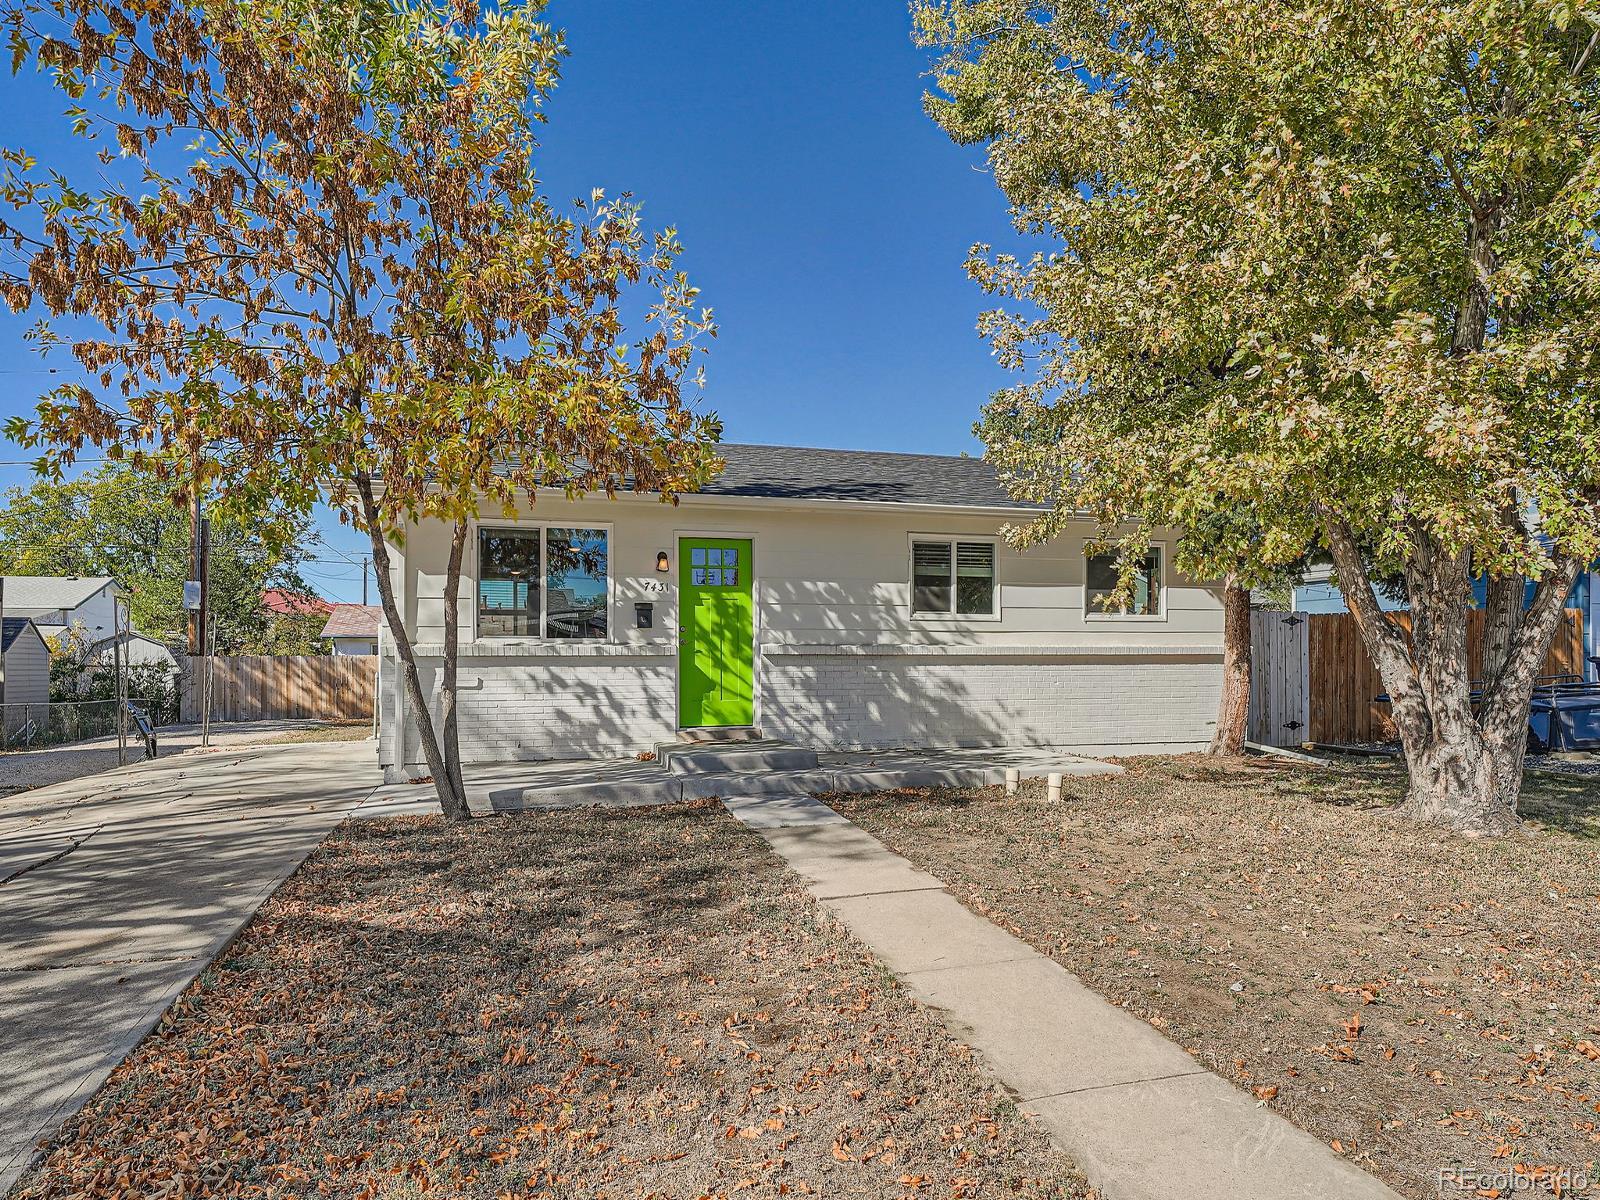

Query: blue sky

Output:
[0, 0, 1021, 603]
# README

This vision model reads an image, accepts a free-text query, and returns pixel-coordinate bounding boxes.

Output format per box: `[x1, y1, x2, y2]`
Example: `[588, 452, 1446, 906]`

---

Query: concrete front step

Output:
[654, 739, 820, 776]
[490, 753, 1120, 813]
[676, 726, 764, 744]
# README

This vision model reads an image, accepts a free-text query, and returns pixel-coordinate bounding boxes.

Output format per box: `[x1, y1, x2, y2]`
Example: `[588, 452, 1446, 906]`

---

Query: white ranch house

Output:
[376, 444, 1225, 781]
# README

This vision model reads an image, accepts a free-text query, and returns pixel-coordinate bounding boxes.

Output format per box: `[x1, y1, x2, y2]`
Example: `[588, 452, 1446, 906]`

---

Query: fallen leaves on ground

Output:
[15, 800, 1088, 1199]
[832, 757, 1600, 1200]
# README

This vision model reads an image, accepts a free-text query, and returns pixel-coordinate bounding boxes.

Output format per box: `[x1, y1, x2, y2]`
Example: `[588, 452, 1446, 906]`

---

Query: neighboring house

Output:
[1, 575, 123, 640]
[321, 604, 382, 655]
[1, 617, 51, 706]
[376, 443, 1227, 781]
[262, 588, 334, 618]
[1290, 565, 1407, 615]
[1290, 563, 1600, 679]
[3, 575, 177, 679]
[35, 623, 177, 670]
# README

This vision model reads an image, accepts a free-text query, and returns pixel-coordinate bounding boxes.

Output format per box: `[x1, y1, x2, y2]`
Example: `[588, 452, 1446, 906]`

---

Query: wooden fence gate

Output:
[1249, 608, 1587, 747]
[181, 655, 378, 723]
[1248, 612, 1310, 747]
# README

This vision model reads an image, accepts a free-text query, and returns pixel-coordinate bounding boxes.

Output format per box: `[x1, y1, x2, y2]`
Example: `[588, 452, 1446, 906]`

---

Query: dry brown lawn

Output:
[831, 757, 1600, 1200]
[15, 799, 1087, 1200]
[262, 720, 375, 745]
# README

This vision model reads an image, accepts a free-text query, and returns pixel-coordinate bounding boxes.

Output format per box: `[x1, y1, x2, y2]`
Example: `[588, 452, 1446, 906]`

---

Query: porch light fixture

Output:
[655, 550, 670, 573]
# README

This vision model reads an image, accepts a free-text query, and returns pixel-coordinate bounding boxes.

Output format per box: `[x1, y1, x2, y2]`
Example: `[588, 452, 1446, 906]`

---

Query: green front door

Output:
[679, 537, 755, 728]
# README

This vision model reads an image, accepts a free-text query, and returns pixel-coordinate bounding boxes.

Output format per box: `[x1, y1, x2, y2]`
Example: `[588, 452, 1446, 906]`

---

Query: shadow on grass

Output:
[1519, 771, 1600, 839]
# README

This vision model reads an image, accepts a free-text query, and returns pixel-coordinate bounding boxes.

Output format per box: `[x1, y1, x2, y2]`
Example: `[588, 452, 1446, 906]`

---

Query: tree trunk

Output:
[1481, 570, 1522, 688]
[440, 518, 468, 808]
[1322, 515, 1576, 836]
[1208, 577, 1250, 755]
[1346, 145, 1552, 834]
[355, 474, 469, 821]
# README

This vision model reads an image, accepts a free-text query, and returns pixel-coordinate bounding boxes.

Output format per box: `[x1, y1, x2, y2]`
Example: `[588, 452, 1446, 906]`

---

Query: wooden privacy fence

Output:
[181, 655, 378, 723]
[1248, 608, 1587, 747]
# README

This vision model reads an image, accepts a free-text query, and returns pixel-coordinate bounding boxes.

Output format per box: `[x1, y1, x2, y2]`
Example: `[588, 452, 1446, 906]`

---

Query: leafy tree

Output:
[0, 461, 322, 652]
[917, 0, 1600, 832]
[1, 0, 717, 818]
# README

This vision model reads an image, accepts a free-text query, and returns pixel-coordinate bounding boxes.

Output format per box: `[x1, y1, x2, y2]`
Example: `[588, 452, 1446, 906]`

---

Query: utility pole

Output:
[0, 575, 7, 708]
[188, 463, 203, 657]
[362, 555, 370, 606]
[199, 516, 213, 747]
[114, 594, 129, 766]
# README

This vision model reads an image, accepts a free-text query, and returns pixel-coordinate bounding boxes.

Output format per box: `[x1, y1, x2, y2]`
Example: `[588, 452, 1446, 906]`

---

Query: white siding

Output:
[10, 584, 121, 641]
[3, 628, 51, 706]
[377, 493, 1225, 776]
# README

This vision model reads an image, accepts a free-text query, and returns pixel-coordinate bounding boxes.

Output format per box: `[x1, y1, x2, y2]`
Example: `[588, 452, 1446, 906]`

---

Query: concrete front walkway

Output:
[720, 790, 1401, 1200]
[0, 739, 385, 1193]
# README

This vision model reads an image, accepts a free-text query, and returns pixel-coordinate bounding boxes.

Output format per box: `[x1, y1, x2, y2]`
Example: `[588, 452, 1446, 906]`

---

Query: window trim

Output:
[1083, 541, 1168, 621]
[907, 533, 1002, 622]
[474, 521, 614, 642]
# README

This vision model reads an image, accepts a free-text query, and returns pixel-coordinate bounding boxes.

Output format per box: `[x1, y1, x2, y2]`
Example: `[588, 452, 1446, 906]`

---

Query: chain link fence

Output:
[0, 699, 123, 751]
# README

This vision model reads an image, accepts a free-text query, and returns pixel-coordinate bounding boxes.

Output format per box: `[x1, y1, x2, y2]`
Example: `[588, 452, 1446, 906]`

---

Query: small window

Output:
[1086, 547, 1162, 617]
[912, 541, 952, 613]
[545, 528, 609, 639]
[478, 529, 541, 636]
[911, 539, 996, 616]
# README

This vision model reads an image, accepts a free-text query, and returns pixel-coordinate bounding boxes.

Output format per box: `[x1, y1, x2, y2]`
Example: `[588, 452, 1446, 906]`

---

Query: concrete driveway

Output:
[0, 719, 361, 797]
[0, 739, 387, 1193]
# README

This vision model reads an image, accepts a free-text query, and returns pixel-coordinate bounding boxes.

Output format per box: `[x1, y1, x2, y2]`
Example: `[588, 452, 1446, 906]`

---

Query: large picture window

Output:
[1085, 547, 1162, 617]
[911, 538, 997, 616]
[544, 527, 609, 639]
[478, 526, 609, 639]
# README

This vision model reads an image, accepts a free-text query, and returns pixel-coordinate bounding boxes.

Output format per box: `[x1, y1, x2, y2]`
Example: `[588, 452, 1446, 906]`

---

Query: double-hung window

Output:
[1085, 546, 1162, 617]
[911, 538, 997, 617]
[478, 526, 609, 640]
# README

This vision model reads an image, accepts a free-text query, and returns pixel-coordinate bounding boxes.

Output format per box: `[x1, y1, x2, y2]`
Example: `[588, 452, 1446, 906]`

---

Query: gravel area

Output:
[0, 720, 371, 797]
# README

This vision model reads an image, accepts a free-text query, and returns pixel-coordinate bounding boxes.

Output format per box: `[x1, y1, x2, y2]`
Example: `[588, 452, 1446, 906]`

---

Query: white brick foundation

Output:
[757, 651, 1221, 754]
[379, 647, 1222, 779]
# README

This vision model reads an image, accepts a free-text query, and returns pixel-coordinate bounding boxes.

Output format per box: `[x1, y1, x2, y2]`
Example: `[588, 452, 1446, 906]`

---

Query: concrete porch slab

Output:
[1023, 1071, 1398, 1200]
[471, 745, 1124, 815]
[657, 740, 819, 775]
[817, 747, 1124, 787]
[679, 770, 834, 799]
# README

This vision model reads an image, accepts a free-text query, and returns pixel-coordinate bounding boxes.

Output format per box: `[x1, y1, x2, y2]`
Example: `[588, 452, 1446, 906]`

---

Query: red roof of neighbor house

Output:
[262, 588, 334, 617]
[320, 603, 382, 640]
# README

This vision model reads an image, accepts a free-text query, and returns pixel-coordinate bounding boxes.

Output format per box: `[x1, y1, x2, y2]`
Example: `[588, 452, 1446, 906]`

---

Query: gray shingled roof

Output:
[700, 444, 1042, 509]
[0, 575, 116, 613]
